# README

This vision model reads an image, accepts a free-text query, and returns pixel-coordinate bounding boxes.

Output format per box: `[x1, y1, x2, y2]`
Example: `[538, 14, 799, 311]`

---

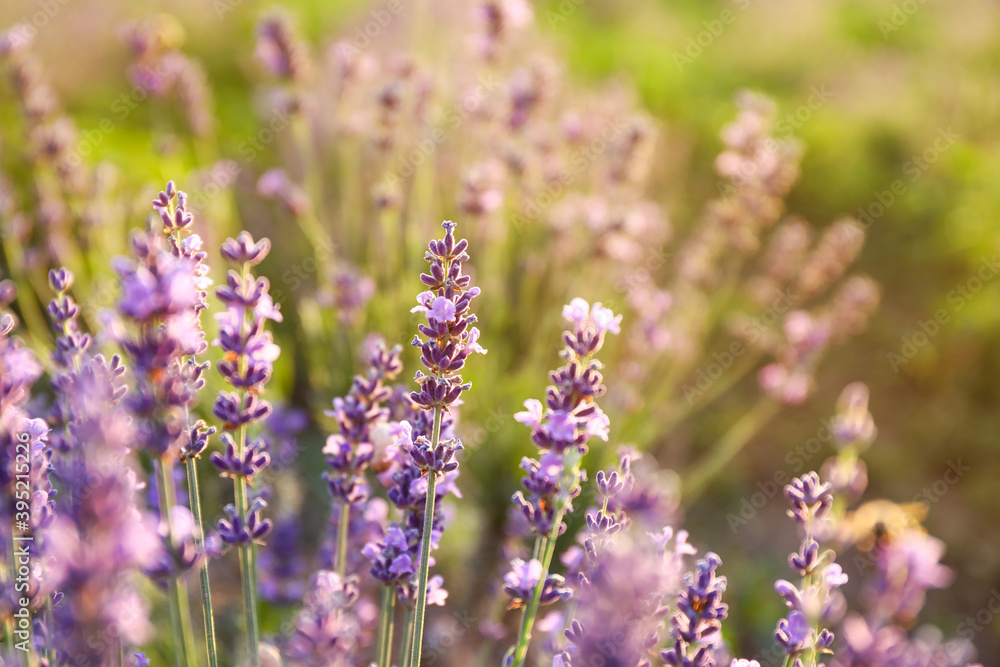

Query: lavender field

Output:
[0, 0, 998, 665]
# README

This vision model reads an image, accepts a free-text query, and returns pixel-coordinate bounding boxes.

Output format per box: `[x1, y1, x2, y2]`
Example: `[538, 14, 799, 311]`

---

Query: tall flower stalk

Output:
[323, 342, 402, 579]
[151, 182, 221, 667]
[774, 473, 844, 667]
[401, 221, 485, 666]
[111, 181, 214, 667]
[212, 230, 280, 666]
[506, 298, 620, 667]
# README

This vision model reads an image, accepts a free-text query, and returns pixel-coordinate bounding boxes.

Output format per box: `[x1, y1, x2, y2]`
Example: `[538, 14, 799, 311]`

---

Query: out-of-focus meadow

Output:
[1, 0, 998, 663]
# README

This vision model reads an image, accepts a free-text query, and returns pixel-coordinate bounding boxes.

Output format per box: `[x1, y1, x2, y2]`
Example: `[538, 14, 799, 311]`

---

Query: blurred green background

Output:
[2, 0, 999, 662]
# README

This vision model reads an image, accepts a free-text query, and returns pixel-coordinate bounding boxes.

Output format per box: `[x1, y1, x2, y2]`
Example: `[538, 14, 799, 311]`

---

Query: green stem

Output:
[376, 585, 397, 667]
[400, 609, 415, 667]
[407, 406, 443, 667]
[234, 441, 260, 666]
[186, 457, 219, 667]
[682, 397, 781, 504]
[234, 260, 261, 667]
[156, 460, 197, 667]
[509, 447, 584, 667]
[336, 502, 351, 580]
[509, 529, 559, 667]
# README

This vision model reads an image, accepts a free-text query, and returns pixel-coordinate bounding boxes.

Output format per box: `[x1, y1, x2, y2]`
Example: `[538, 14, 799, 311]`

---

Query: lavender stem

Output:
[186, 456, 219, 667]
[156, 460, 197, 667]
[683, 397, 781, 503]
[408, 405, 443, 667]
[376, 585, 397, 667]
[400, 608, 415, 667]
[509, 451, 581, 667]
[336, 502, 350, 579]
[234, 418, 261, 667]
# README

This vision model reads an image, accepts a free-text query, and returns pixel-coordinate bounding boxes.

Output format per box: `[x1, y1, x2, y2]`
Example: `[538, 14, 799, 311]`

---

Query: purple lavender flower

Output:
[560, 532, 688, 667]
[407, 221, 486, 413]
[503, 559, 570, 607]
[505, 299, 621, 666]
[212, 229, 281, 545]
[323, 342, 402, 509]
[511, 298, 619, 538]
[221, 230, 272, 266]
[283, 571, 361, 667]
[217, 497, 273, 545]
[210, 433, 271, 481]
[772, 472, 845, 665]
[258, 515, 307, 604]
[255, 12, 311, 83]
[111, 183, 211, 461]
[661, 553, 729, 667]
[42, 351, 160, 664]
[364, 522, 419, 584]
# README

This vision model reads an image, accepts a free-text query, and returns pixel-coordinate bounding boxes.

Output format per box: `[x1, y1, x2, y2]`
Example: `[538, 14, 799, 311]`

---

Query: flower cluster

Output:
[324, 342, 402, 507]
[503, 558, 571, 609]
[662, 553, 730, 667]
[366, 392, 460, 608]
[821, 382, 875, 502]
[38, 284, 159, 665]
[815, 385, 982, 667]
[284, 571, 361, 666]
[408, 220, 486, 415]
[110, 182, 211, 462]
[212, 230, 281, 545]
[511, 299, 619, 538]
[773, 473, 844, 664]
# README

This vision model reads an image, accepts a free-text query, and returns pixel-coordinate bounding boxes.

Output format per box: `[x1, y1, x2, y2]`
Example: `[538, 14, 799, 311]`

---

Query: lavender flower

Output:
[43, 351, 159, 664]
[407, 220, 486, 415]
[662, 553, 729, 667]
[111, 182, 211, 462]
[283, 571, 360, 667]
[402, 220, 485, 666]
[258, 515, 307, 604]
[323, 341, 402, 528]
[772, 472, 845, 666]
[212, 228, 281, 665]
[213, 229, 281, 546]
[255, 12, 311, 83]
[560, 530, 691, 667]
[506, 298, 621, 667]
[503, 558, 570, 608]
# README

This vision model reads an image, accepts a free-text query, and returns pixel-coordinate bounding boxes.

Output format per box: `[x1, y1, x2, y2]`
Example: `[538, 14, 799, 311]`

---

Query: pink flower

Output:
[514, 399, 544, 430]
